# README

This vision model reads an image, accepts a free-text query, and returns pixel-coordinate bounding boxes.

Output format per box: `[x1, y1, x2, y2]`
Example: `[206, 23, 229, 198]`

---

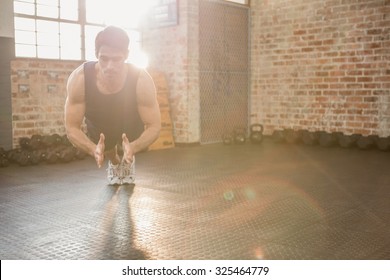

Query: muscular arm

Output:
[64, 65, 98, 158]
[125, 69, 161, 155]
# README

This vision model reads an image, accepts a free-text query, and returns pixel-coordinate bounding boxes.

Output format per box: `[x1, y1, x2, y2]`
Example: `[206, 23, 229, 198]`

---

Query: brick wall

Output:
[250, 0, 390, 136]
[10, 59, 81, 147]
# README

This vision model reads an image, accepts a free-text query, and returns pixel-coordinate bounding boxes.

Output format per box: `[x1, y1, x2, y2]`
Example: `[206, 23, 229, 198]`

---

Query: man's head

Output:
[95, 26, 129, 79]
[95, 26, 129, 57]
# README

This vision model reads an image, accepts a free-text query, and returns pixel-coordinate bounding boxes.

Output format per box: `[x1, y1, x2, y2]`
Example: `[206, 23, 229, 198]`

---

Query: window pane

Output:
[38, 45, 59, 59]
[37, 20, 58, 33]
[61, 49, 81, 60]
[15, 30, 36, 44]
[37, 4, 59, 18]
[37, 20, 59, 46]
[14, 17, 36, 31]
[60, 0, 78, 20]
[14, 1, 35, 15]
[85, 25, 103, 60]
[60, 46, 81, 60]
[37, 0, 58, 5]
[37, 32, 59, 46]
[15, 44, 36, 57]
[85, 0, 105, 24]
[60, 22, 81, 59]
[60, 22, 80, 42]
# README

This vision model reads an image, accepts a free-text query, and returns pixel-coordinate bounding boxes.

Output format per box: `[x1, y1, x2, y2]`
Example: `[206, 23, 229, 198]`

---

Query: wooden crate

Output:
[148, 69, 175, 150]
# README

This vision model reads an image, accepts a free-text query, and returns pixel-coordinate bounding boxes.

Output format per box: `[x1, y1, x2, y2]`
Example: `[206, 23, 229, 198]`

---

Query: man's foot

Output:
[121, 156, 135, 185]
[106, 161, 121, 185]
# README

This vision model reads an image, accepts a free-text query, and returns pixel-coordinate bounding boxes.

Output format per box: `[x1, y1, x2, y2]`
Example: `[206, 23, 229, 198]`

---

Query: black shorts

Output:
[85, 118, 144, 151]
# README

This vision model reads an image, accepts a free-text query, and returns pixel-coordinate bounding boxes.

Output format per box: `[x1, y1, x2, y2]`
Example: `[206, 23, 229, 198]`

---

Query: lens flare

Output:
[223, 190, 234, 201]
[254, 247, 265, 260]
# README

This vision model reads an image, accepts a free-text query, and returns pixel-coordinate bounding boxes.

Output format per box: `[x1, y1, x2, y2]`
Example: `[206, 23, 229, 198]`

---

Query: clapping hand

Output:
[94, 133, 105, 168]
[122, 133, 134, 164]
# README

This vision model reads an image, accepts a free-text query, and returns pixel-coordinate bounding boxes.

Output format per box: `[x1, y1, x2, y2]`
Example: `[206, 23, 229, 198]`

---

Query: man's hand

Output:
[122, 133, 135, 164]
[94, 133, 105, 168]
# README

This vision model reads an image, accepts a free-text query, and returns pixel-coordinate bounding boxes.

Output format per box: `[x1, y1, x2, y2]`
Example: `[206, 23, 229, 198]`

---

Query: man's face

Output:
[97, 45, 128, 79]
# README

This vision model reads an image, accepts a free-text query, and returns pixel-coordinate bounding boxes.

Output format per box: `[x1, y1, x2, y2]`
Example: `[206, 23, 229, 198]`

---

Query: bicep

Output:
[65, 68, 85, 129]
[136, 70, 161, 127]
[65, 98, 85, 128]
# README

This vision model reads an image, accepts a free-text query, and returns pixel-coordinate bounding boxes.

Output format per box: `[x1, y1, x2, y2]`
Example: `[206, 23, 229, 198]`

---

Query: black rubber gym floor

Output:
[1, 139, 389, 260]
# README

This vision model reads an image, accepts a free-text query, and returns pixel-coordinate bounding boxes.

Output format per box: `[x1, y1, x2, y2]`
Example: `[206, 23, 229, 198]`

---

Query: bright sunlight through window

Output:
[14, 0, 155, 68]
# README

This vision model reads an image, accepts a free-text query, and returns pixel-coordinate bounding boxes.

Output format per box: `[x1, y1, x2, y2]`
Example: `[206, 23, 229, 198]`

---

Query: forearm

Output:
[66, 127, 96, 157]
[130, 124, 161, 154]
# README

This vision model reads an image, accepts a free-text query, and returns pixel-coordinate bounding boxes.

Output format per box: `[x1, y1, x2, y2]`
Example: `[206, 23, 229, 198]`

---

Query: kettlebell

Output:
[233, 127, 246, 144]
[222, 132, 234, 145]
[250, 124, 264, 144]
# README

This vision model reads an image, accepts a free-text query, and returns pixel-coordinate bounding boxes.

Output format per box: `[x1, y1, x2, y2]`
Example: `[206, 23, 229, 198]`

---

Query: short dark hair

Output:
[95, 26, 129, 57]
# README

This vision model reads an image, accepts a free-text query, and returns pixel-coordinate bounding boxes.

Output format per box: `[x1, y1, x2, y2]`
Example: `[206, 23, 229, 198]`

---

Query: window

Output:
[14, 0, 81, 60]
[13, 0, 148, 66]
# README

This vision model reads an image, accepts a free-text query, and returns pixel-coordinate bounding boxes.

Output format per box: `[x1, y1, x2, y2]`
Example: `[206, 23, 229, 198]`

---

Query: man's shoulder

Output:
[83, 61, 98, 74]
[70, 62, 88, 77]
[67, 63, 87, 91]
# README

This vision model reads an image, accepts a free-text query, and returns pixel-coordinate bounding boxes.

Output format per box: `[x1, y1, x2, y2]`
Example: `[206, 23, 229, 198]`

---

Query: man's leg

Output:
[105, 146, 120, 165]
[121, 155, 135, 185]
[105, 146, 122, 185]
[85, 121, 123, 185]
[120, 134, 136, 185]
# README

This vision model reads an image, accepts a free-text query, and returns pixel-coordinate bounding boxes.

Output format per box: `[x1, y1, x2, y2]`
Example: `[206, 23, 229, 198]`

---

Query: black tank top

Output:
[83, 61, 144, 142]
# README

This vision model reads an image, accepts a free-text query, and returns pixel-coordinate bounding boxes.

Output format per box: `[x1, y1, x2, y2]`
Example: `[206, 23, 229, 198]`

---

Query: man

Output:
[65, 26, 161, 185]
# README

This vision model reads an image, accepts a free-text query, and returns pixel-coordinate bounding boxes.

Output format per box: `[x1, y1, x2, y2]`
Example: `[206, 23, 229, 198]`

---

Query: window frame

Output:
[13, 0, 142, 62]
